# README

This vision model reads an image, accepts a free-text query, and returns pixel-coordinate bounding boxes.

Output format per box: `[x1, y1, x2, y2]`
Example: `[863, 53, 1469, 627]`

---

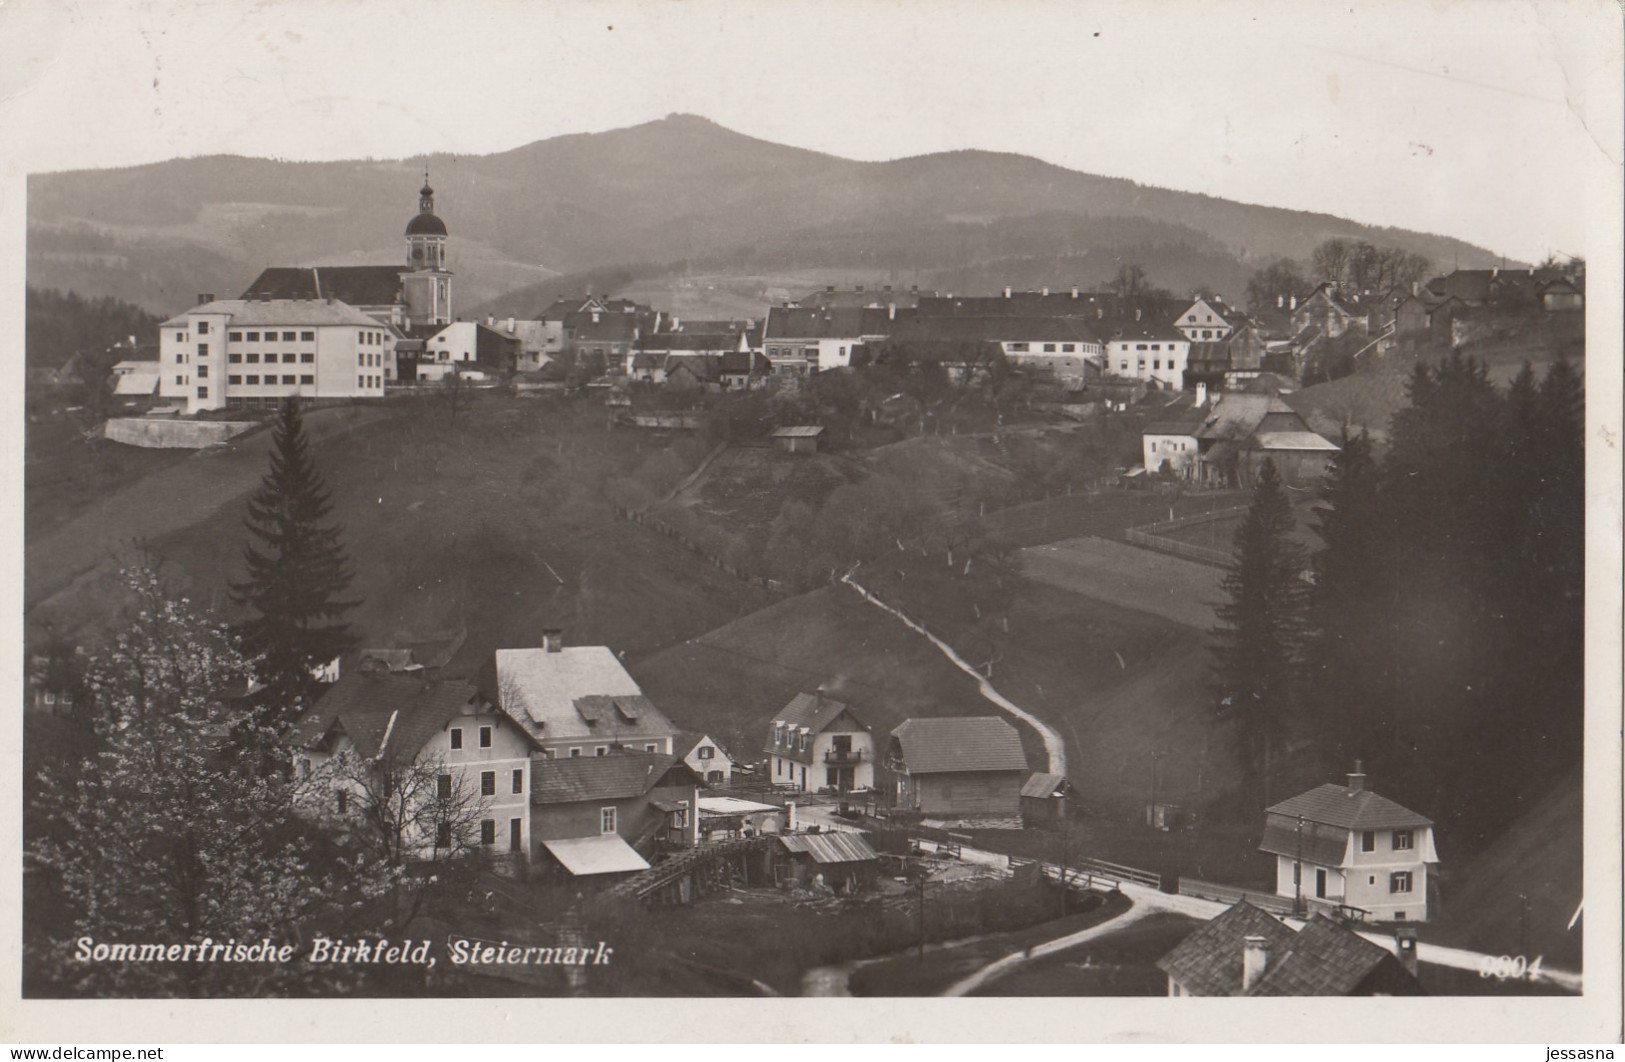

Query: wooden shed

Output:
[772, 425, 825, 453]
[773, 831, 880, 893]
[1020, 772, 1073, 824]
[887, 717, 1030, 829]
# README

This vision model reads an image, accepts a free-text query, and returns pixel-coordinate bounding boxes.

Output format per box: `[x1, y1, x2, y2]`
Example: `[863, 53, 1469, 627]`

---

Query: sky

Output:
[1, 0, 1621, 262]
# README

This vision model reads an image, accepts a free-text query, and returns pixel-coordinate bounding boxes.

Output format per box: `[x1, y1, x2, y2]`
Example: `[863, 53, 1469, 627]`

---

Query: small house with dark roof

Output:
[887, 716, 1029, 828]
[288, 671, 540, 861]
[530, 751, 705, 877]
[1158, 900, 1423, 996]
[771, 425, 825, 453]
[1262, 764, 1438, 922]
[763, 691, 875, 794]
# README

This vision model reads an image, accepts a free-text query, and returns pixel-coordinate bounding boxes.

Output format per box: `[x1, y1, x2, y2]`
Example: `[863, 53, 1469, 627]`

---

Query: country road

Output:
[841, 571, 1067, 777]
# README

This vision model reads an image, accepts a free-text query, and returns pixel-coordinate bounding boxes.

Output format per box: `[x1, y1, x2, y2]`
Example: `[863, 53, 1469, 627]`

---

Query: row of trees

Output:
[1211, 354, 1583, 848]
[1244, 239, 1433, 312]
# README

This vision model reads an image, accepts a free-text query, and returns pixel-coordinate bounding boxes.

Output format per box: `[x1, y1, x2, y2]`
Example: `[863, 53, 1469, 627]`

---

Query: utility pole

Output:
[1294, 814, 1304, 918]
[916, 877, 927, 961]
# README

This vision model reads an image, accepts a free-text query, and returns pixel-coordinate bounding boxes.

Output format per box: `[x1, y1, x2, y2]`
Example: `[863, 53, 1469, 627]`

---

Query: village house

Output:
[771, 425, 825, 454]
[1292, 283, 1368, 339]
[529, 752, 705, 880]
[1139, 388, 1339, 487]
[157, 296, 394, 414]
[1261, 764, 1439, 922]
[1158, 900, 1423, 996]
[483, 628, 680, 761]
[414, 320, 521, 381]
[914, 286, 1114, 319]
[287, 671, 540, 861]
[887, 314, 1105, 383]
[798, 283, 929, 310]
[761, 305, 902, 373]
[1101, 316, 1192, 390]
[762, 691, 876, 794]
[887, 716, 1029, 828]
[675, 732, 737, 785]
[1174, 296, 1235, 342]
[718, 348, 772, 390]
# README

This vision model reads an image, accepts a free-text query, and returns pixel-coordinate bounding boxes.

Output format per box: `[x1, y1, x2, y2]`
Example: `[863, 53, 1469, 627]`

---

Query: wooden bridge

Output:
[605, 836, 779, 906]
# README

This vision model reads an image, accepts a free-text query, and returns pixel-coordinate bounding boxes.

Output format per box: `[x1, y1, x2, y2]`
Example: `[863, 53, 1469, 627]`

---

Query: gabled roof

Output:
[1251, 431, 1341, 453]
[719, 349, 770, 374]
[674, 731, 732, 761]
[1157, 900, 1298, 996]
[568, 314, 639, 343]
[891, 716, 1028, 774]
[773, 425, 825, 438]
[288, 673, 483, 761]
[492, 645, 677, 743]
[1247, 916, 1415, 996]
[1265, 783, 1432, 830]
[241, 266, 406, 307]
[530, 751, 690, 804]
[1194, 393, 1300, 441]
[771, 692, 866, 734]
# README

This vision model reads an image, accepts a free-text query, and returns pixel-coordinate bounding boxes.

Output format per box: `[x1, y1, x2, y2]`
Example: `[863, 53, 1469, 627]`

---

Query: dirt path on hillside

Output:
[26, 406, 399, 615]
[840, 571, 1066, 777]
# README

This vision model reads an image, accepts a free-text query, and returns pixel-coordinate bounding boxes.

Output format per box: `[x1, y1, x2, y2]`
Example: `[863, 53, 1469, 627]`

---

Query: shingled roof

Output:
[530, 751, 690, 805]
[1265, 783, 1433, 831]
[891, 716, 1028, 774]
[1157, 900, 1297, 997]
[1247, 916, 1416, 996]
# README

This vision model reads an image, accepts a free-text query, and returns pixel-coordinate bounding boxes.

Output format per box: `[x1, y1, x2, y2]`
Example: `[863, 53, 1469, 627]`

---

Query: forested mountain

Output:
[29, 114, 1504, 316]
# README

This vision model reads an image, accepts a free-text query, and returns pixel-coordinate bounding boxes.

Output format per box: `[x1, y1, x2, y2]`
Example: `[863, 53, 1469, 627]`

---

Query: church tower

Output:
[400, 172, 452, 330]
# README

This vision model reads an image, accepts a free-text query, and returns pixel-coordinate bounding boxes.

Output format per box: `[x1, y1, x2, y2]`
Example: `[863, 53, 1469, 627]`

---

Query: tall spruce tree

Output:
[1210, 457, 1308, 809]
[1306, 429, 1385, 765]
[233, 397, 357, 721]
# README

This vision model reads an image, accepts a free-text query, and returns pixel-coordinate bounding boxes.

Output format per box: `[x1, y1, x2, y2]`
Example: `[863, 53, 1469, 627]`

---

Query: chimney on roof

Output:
[1289, 295, 1298, 311]
[197, 293, 215, 305]
[1277, 294, 1284, 309]
[1041, 287, 1049, 297]
[486, 315, 494, 327]
[1242, 936, 1270, 993]
[672, 316, 680, 331]
[1393, 926, 1420, 978]
[888, 303, 896, 320]
[1135, 308, 1142, 322]
[1003, 287, 1012, 298]
[1196, 382, 1208, 408]
[506, 317, 515, 333]
[1347, 760, 1366, 791]
[542, 628, 564, 653]
[1491, 267, 1499, 279]
[1071, 287, 1080, 298]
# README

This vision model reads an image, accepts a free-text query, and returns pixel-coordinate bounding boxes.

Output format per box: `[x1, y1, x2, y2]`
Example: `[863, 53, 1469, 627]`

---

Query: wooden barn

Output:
[887, 717, 1030, 829]
[771, 425, 825, 453]
[1020, 772, 1073, 824]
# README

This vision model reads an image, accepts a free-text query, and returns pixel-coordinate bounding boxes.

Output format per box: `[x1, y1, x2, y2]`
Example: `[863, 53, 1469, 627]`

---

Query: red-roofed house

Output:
[762, 692, 876, 794]
[887, 716, 1029, 827]
[1261, 763, 1439, 922]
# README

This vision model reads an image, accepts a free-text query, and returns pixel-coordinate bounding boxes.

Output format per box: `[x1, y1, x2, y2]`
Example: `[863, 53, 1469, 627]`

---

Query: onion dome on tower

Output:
[405, 171, 448, 270]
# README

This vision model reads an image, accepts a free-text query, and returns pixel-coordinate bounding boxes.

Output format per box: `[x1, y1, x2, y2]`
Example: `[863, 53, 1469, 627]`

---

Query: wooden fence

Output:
[1122, 504, 1251, 568]
[1177, 876, 1369, 922]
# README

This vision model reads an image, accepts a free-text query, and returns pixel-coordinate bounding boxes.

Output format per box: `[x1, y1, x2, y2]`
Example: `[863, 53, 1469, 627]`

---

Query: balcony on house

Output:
[824, 746, 864, 765]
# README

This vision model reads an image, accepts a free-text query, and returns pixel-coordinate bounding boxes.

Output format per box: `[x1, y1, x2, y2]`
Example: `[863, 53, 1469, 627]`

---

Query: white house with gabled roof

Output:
[483, 628, 680, 762]
[1261, 763, 1439, 922]
[1175, 296, 1234, 342]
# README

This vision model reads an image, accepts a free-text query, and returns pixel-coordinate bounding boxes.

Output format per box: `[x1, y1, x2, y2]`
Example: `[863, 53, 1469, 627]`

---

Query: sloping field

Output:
[982, 490, 1248, 550]
[1428, 772, 1584, 971]
[25, 405, 397, 614]
[629, 585, 1012, 763]
[669, 446, 863, 535]
[1018, 537, 1224, 630]
[1285, 365, 1412, 444]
